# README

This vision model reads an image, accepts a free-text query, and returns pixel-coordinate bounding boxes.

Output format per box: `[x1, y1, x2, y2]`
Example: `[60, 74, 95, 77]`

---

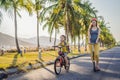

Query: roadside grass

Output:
[0, 47, 106, 69]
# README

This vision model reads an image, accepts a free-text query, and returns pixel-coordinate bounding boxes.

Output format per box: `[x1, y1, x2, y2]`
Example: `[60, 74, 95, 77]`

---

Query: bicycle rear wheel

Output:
[54, 59, 61, 75]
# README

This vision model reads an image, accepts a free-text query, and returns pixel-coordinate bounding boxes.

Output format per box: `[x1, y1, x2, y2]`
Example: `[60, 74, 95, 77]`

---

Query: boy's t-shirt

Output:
[58, 41, 68, 53]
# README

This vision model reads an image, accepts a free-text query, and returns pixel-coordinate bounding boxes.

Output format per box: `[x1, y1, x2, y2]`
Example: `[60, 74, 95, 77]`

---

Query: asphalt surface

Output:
[7, 47, 120, 80]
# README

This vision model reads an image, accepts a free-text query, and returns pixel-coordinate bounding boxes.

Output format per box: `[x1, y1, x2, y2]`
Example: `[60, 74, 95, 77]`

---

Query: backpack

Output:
[64, 42, 70, 53]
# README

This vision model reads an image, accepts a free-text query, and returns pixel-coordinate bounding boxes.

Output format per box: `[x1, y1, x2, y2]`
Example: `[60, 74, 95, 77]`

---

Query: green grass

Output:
[0, 51, 79, 69]
[0, 47, 106, 69]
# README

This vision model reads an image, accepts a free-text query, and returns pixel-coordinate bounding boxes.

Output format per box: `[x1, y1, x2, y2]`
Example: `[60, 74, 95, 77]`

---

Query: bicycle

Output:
[53, 46, 70, 75]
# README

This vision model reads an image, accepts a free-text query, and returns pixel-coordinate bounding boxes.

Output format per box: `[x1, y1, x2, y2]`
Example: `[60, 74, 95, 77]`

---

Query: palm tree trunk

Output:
[71, 40, 73, 53]
[65, 2, 69, 43]
[14, 7, 20, 53]
[74, 37, 76, 49]
[54, 29, 57, 50]
[66, 12, 69, 43]
[85, 34, 87, 51]
[78, 31, 80, 53]
[37, 11, 40, 49]
[37, 11, 41, 59]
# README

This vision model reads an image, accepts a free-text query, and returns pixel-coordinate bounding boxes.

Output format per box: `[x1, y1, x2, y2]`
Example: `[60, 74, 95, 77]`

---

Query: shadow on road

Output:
[54, 70, 92, 80]
[36, 60, 55, 75]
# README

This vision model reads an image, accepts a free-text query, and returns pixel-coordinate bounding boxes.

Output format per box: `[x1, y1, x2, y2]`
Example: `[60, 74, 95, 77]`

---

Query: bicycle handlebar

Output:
[52, 45, 69, 48]
[52, 46, 62, 48]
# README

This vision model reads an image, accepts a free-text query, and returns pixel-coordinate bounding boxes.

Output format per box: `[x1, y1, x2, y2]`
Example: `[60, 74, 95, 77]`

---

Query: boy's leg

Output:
[64, 53, 68, 66]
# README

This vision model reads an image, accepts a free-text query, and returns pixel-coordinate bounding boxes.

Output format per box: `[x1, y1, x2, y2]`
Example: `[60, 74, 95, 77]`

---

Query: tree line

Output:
[0, 0, 116, 54]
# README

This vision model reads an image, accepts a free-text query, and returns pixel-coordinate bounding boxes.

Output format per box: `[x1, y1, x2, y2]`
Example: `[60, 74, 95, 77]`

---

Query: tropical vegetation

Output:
[0, 0, 116, 53]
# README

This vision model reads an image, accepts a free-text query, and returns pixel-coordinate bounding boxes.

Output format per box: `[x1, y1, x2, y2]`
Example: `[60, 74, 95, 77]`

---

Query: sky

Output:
[0, 0, 120, 41]
[90, 0, 120, 42]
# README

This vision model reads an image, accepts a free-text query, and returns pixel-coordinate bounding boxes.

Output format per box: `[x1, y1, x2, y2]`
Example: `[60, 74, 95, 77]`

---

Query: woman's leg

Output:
[89, 44, 95, 62]
[94, 43, 100, 69]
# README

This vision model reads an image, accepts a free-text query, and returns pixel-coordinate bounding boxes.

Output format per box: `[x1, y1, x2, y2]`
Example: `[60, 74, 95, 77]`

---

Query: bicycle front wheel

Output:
[54, 59, 61, 75]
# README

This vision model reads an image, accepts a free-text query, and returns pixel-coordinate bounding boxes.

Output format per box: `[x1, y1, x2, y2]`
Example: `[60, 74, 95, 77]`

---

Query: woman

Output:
[88, 18, 101, 71]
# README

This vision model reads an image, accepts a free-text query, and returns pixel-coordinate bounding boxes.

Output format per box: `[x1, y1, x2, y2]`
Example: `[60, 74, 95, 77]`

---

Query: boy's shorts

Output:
[64, 53, 68, 56]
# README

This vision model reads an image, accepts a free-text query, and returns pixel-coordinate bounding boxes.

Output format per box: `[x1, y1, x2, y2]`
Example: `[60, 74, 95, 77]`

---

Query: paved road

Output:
[7, 47, 120, 80]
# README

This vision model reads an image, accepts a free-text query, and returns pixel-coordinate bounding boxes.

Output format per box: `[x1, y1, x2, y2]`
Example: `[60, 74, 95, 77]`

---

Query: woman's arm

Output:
[88, 28, 91, 43]
[96, 27, 101, 43]
[88, 23, 92, 43]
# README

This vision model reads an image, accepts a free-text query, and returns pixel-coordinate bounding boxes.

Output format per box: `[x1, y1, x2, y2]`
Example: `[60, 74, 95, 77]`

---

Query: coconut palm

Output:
[41, 0, 85, 43]
[68, 0, 97, 52]
[0, 11, 2, 25]
[0, 0, 33, 53]
[78, 0, 98, 51]
[41, 0, 115, 52]
[0, 1, 2, 25]
[41, 0, 99, 53]
[42, 10, 61, 50]
[32, 0, 43, 50]
[98, 16, 116, 47]
[31, 0, 44, 59]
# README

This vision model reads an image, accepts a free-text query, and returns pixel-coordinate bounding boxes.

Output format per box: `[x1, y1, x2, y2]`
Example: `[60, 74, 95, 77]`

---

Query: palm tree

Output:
[41, 0, 98, 53]
[1, 0, 33, 53]
[67, 0, 97, 51]
[42, 11, 61, 50]
[41, 0, 84, 43]
[0, 1, 2, 24]
[54, 28, 57, 50]
[33, 0, 43, 50]
[98, 16, 116, 47]
[32, 0, 44, 59]
[41, 0, 115, 51]
[78, 0, 98, 51]
[0, 11, 2, 25]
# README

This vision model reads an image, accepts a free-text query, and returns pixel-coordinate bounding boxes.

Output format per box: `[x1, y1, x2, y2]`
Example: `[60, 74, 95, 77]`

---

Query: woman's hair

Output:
[88, 18, 99, 31]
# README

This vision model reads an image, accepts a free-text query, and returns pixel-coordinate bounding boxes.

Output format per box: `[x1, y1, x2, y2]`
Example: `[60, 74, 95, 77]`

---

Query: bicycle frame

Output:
[57, 54, 65, 65]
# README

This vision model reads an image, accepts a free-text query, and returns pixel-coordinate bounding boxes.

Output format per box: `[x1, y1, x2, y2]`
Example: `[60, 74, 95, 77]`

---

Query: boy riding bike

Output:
[58, 35, 70, 67]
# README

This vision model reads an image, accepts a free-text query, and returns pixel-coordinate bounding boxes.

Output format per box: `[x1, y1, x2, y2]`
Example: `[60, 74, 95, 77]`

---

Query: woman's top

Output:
[90, 27, 99, 44]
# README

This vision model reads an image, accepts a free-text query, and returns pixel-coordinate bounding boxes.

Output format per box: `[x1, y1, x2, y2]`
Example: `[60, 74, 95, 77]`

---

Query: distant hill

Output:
[20, 36, 60, 48]
[0, 32, 35, 49]
[0, 32, 59, 49]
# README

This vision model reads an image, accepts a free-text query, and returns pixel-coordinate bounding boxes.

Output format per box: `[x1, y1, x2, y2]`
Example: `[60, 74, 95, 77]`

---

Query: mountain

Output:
[20, 36, 60, 48]
[0, 32, 60, 49]
[0, 32, 35, 49]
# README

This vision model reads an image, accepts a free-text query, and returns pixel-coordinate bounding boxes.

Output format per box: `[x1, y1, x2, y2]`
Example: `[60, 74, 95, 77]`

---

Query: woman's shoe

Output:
[93, 62, 96, 72]
[95, 66, 101, 71]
